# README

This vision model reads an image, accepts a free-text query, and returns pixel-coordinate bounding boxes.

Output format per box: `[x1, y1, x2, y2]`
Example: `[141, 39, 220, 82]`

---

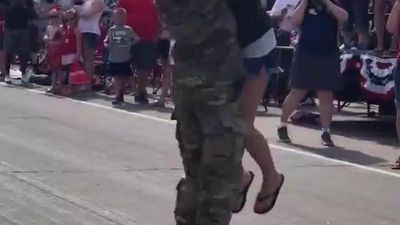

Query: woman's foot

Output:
[254, 173, 285, 214]
[232, 171, 254, 213]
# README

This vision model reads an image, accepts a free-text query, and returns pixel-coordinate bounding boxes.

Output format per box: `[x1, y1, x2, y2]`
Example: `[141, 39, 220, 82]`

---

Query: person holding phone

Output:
[277, 0, 348, 147]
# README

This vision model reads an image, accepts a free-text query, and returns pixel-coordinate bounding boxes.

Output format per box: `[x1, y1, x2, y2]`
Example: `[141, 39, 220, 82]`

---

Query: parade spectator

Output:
[227, 0, 284, 215]
[60, 9, 79, 81]
[375, 0, 396, 51]
[386, 0, 400, 170]
[278, 0, 348, 146]
[44, 8, 63, 93]
[104, 8, 140, 105]
[153, 19, 172, 107]
[339, 0, 369, 50]
[117, 0, 161, 104]
[4, 0, 35, 85]
[0, 0, 8, 82]
[74, 0, 105, 81]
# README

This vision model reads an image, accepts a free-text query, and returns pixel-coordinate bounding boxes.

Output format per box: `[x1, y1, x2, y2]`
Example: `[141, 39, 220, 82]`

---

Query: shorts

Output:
[4, 29, 30, 58]
[131, 41, 158, 71]
[82, 32, 99, 50]
[394, 62, 400, 106]
[157, 39, 171, 60]
[242, 49, 280, 78]
[339, 0, 369, 34]
[107, 61, 132, 77]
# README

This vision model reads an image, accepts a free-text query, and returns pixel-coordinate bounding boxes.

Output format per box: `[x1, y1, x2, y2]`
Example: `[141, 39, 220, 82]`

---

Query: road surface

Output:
[0, 85, 399, 225]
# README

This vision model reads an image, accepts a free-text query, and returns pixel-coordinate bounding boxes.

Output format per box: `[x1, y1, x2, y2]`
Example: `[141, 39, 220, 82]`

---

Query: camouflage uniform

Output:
[157, 1, 246, 225]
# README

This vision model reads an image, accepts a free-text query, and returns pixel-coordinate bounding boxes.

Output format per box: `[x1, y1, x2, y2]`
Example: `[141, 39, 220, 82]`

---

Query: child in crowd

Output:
[386, 0, 400, 170]
[104, 8, 140, 105]
[60, 9, 79, 85]
[44, 8, 63, 93]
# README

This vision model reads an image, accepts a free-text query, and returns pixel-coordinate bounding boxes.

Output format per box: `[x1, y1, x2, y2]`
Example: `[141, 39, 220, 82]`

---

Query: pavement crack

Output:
[0, 167, 183, 175]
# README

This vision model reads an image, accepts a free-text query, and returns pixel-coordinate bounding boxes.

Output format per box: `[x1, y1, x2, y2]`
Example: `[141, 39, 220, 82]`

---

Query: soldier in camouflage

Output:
[157, 0, 246, 225]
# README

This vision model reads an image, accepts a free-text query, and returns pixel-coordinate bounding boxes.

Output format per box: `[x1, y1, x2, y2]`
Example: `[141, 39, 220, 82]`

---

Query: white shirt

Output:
[76, 0, 105, 35]
[242, 29, 277, 58]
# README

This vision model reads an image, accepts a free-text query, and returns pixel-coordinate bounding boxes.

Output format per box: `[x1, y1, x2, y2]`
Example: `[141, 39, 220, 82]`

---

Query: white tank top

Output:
[77, 0, 105, 35]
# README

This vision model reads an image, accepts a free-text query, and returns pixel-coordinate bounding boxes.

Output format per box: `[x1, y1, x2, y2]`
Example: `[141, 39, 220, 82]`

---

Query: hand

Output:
[74, 53, 82, 63]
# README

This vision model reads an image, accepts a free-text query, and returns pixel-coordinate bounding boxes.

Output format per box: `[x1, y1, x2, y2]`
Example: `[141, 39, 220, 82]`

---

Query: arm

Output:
[288, 0, 308, 28]
[322, 0, 348, 24]
[77, 0, 103, 18]
[387, 0, 400, 34]
[104, 28, 111, 48]
[129, 28, 141, 45]
[44, 27, 50, 43]
[75, 29, 82, 60]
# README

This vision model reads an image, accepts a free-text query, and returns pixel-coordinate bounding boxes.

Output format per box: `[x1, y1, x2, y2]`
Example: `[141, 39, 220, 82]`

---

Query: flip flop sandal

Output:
[232, 171, 255, 214]
[254, 174, 285, 215]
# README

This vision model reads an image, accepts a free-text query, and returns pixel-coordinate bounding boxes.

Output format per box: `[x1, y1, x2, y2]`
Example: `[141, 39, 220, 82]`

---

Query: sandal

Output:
[232, 171, 254, 214]
[254, 174, 285, 215]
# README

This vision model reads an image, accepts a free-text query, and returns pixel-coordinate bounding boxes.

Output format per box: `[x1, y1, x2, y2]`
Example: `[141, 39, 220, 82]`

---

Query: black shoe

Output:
[112, 96, 124, 106]
[112, 99, 124, 106]
[321, 132, 334, 147]
[135, 94, 149, 104]
[277, 126, 291, 143]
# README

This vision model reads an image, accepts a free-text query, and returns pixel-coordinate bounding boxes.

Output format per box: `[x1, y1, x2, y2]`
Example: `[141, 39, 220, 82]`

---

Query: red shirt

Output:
[116, 0, 160, 41]
[60, 26, 77, 55]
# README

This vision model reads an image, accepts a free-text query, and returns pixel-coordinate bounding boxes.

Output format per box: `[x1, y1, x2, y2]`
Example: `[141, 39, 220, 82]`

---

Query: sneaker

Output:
[112, 99, 124, 106]
[135, 94, 149, 104]
[321, 132, 334, 147]
[152, 100, 166, 108]
[277, 126, 291, 143]
[21, 74, 31, 87]
[4, 76, 11, 84]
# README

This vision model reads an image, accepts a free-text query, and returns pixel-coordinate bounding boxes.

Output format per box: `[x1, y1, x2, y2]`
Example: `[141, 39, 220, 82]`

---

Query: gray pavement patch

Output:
[0, 161, 138, 225]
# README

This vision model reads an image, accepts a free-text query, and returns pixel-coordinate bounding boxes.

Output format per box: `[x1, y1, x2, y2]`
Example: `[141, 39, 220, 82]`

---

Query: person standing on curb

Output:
[157, 0, 246, 224]
[386, 0, 400, 170]
[74, 0, 105, 82]
[277, 0, 348, 147]
[4, 0, 34, 85]
[117, 0, 161, 104]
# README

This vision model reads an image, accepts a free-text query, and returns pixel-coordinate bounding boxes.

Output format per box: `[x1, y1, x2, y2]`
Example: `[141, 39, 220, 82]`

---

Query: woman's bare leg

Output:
[375, 0, 386, 51]
[158, 59, 172, 104]
[317, 91, 334, 131]
[280, 89, 308, 125]
[240, 68, 282, 209]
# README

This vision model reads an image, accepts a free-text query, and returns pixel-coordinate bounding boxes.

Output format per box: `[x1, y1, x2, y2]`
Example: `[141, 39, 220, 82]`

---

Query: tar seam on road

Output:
[0, 161, 139, 225]
[22, 88, 400, 179]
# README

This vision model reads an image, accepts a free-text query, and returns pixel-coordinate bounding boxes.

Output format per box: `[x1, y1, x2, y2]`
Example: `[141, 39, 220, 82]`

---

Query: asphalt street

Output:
[0, 85, 399, 225]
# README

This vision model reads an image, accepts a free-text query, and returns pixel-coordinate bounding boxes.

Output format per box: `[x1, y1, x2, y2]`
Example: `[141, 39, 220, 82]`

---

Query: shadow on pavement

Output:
[290, 143, 388, 166]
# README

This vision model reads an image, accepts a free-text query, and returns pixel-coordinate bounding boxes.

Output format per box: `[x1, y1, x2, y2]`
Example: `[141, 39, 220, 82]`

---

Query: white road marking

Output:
[23, 88, 400, 179]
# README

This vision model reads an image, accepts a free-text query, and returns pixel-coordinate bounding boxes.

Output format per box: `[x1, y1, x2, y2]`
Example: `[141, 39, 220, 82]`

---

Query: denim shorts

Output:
[82, 33, 99, 50]
[242, 49, 280, 78]
[131, 41, 158, 72]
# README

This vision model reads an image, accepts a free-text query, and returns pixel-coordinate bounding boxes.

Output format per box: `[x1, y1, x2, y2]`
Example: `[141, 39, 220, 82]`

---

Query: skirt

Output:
[290, 50, 342, 91]
[107, 61, 132, 77]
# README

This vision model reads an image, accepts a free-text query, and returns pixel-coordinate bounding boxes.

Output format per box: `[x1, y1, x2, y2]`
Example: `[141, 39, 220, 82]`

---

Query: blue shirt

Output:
[298, 2, 338, 56]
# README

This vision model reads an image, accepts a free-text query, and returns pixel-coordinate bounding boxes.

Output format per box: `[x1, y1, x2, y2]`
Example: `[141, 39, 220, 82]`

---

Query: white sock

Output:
[322, 127, 330, 133]
[279, 122, 287, 128]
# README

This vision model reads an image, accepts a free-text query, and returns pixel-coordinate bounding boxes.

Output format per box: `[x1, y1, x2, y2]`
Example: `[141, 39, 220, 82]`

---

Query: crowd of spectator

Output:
[0, 0, 173, 107]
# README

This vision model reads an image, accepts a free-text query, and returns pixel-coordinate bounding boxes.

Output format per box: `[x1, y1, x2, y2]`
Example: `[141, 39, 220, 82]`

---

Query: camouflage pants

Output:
[173, 82, 245, 225]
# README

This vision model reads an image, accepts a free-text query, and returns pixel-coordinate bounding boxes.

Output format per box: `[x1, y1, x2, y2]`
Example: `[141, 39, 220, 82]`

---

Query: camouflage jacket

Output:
[157, 0, 245, 89]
